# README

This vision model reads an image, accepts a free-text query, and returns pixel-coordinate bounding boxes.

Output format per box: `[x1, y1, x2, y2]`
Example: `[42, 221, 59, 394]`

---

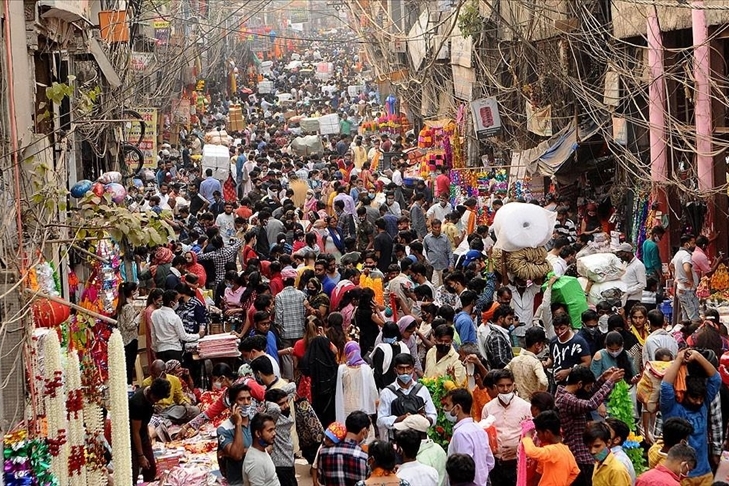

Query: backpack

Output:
[388, 383, 425, 417]
[637, 360, 672, 412]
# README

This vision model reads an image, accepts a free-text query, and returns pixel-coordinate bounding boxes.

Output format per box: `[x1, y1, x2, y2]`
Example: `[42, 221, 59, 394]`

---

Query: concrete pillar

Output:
[647, 6, 670, 260]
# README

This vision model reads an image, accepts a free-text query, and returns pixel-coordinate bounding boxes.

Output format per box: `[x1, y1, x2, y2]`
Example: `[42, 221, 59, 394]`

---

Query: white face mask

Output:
[498, 392, 515, 406]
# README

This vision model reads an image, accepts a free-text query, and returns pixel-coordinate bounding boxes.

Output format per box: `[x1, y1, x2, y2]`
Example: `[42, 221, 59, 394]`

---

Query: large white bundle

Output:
[492, 202, 557, 252]
[319, 113, 340, 135]
[588, 280, 627, 306]
[290, 135, 324, 156]
[577, 253, 626, 283]
[300, 117, 320, 133]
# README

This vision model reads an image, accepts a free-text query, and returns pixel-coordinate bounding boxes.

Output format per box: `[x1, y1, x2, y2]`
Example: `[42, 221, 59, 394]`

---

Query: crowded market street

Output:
[3, 1, 729, 486]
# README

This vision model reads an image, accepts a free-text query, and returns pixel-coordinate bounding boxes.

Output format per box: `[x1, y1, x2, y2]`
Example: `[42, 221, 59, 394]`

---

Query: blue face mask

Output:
[383, 337, 397, 345]
[593, 448, 609, 463]
[397, 373, 412, 385]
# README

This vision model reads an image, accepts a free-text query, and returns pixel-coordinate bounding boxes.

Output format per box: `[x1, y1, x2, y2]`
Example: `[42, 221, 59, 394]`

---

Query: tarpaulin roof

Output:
[511, 117, 605, 177]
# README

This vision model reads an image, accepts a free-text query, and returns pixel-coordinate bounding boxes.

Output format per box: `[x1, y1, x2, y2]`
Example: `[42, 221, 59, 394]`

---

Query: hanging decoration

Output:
[65, 351, 87, 484]
[108, 330, 132, 486]
[3, 429, 58, 486]
[450, 168, 508, 225]
[630, 196, 650, 260]
[42, 331, 68, 486]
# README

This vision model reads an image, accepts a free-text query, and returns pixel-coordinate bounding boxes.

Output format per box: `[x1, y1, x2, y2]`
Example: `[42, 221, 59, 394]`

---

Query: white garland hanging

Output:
[83, 400, 108, 486]
[65, 350, 88, 485]
[107, 330, 132, 486]
[43, 330, 68, 486]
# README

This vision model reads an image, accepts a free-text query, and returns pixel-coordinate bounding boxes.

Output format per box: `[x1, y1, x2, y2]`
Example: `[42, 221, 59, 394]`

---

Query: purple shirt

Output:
[447, 418, 494, 486]
[334, 193, 356, 216]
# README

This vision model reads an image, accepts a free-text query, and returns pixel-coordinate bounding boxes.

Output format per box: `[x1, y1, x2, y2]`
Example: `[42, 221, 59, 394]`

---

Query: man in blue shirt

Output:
[235, 147, 247, 198]
[199, 168, 222, 204]
[661, 348, 720, 485]
[454, 290, 478, 345]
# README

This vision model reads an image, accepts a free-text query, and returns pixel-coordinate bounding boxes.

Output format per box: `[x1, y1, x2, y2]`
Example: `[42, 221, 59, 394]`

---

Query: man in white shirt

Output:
[481, 369, 532, 485]
[243, 413, 281, 486]
[215, 201, 237, 242]
[151, 289, 202, 362]
[394, 428, 439, 486]
[393, 415, 447, 486]
[669, 234, 699, 321]
[615, 243, 647, 313]
[377, 353, 437, 440]
[426, 193, 453, 225]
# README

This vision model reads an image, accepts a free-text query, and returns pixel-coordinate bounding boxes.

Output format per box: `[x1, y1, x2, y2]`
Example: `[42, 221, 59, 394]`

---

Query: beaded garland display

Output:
[450, 168, 508, 225]
[107, 330, 132, 486]
[41, 331, 67, 486]
[64, 351, 86, 485]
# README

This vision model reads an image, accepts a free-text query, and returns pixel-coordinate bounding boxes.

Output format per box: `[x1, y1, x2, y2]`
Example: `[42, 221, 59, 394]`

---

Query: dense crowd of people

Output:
[115, 38, 729, 486]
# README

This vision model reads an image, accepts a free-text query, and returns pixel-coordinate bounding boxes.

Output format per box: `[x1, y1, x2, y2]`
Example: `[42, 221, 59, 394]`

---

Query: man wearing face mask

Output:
[669, 234, 699, 321]
[243, 413, 280, 486]
[578, 309, 605, 357]
[426, 193, 452, 226]
[216, 383, 254, 486]
[443, 388, 495, 486]
[151, 290, 203, 362]
[481, 369, 532, 486]
[555, 366, 623, 486]
[661, 348, 720, 486]
[424, 324, 466, 384]
[636, 443, 696, 486]
[641, 225, 665, 290]
[262, 388, 296, 486]
[377, 353, 437, 439]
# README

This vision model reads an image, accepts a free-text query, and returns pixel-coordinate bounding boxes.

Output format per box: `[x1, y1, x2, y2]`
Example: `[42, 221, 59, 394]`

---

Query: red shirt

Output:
[436, 173, 450, 197]
[236, 206, 252, 219]
[635, 464, 679, 486]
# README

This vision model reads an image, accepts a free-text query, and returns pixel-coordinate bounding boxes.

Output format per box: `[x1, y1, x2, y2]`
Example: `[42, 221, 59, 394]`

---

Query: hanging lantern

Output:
[32, 298, 70, 328]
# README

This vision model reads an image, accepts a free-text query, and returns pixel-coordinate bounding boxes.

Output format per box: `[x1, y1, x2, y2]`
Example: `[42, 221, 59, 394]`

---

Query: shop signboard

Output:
[470, 97, 502, 137]
[126, 108, 158, 168]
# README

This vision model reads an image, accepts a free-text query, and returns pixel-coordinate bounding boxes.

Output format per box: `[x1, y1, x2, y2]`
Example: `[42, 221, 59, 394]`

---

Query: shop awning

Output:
[39, 0, 92, 24]
[511, 118, 605, 177]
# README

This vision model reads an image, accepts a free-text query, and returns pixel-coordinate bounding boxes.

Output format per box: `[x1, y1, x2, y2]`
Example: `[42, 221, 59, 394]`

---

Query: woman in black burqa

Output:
[300, 335, 339, 429]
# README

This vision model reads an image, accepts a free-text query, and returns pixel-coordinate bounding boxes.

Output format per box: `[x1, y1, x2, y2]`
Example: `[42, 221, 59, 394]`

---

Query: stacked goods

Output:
[318, 113, 340, 135]
[577, 253, 627, 305]
[198, 334, 240, 358]
[546, 276, 589, 328]
[492, 203, 556, 252]
[228, 105, 245, 131]
[491, 203, 555, 281]
[506, 247, 552, 281]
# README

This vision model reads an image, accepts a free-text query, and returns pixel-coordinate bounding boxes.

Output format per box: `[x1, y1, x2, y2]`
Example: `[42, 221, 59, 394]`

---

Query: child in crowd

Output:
[521, 410, 580, 486]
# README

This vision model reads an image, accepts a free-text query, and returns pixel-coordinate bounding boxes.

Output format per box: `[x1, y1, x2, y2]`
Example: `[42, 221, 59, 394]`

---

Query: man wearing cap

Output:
[318, 411, 370, 486]
[616, 242, 646, 315]
[393, 414, 447, 486]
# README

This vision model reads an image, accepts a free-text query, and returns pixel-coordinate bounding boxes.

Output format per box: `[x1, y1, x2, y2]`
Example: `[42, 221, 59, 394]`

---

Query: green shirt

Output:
[340, 119, 352, 135]
[642, 238, 661, 275]
[417, 439, 447, 486]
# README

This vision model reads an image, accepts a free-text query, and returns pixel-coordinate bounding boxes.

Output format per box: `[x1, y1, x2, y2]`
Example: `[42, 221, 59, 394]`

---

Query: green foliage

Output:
[457, 0, 483, 39]
[25, 155, 68, 214]
[77, 85, 102, 116]
[73, 194, 174, 247]
[607, 380, 634, 432]
[45, 81, 74, 105]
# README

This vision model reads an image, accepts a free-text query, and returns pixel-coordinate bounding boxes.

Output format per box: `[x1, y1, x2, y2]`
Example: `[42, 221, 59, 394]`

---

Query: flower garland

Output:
[3, 430, 58, 486]
[83, 400, 107, 486]
[107, 330, 132, 486]
[42, 331, 68, 486]
[64, 351, 87, 485]
[419, 376, 460, 451]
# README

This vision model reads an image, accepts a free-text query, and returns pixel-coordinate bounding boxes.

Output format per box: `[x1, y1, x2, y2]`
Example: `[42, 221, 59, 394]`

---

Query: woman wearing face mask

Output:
[371, 322, 411, 390]
[305, 278, 330, 319]
[373, 316, 422, 376]
[142, 288, 164, 367]
[627, 305, 649, 376]
[223, 270, 246, 326]
[320, 216, 345, 262]
[116, 282, 141, 385]
[590, 331, 636, 383]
